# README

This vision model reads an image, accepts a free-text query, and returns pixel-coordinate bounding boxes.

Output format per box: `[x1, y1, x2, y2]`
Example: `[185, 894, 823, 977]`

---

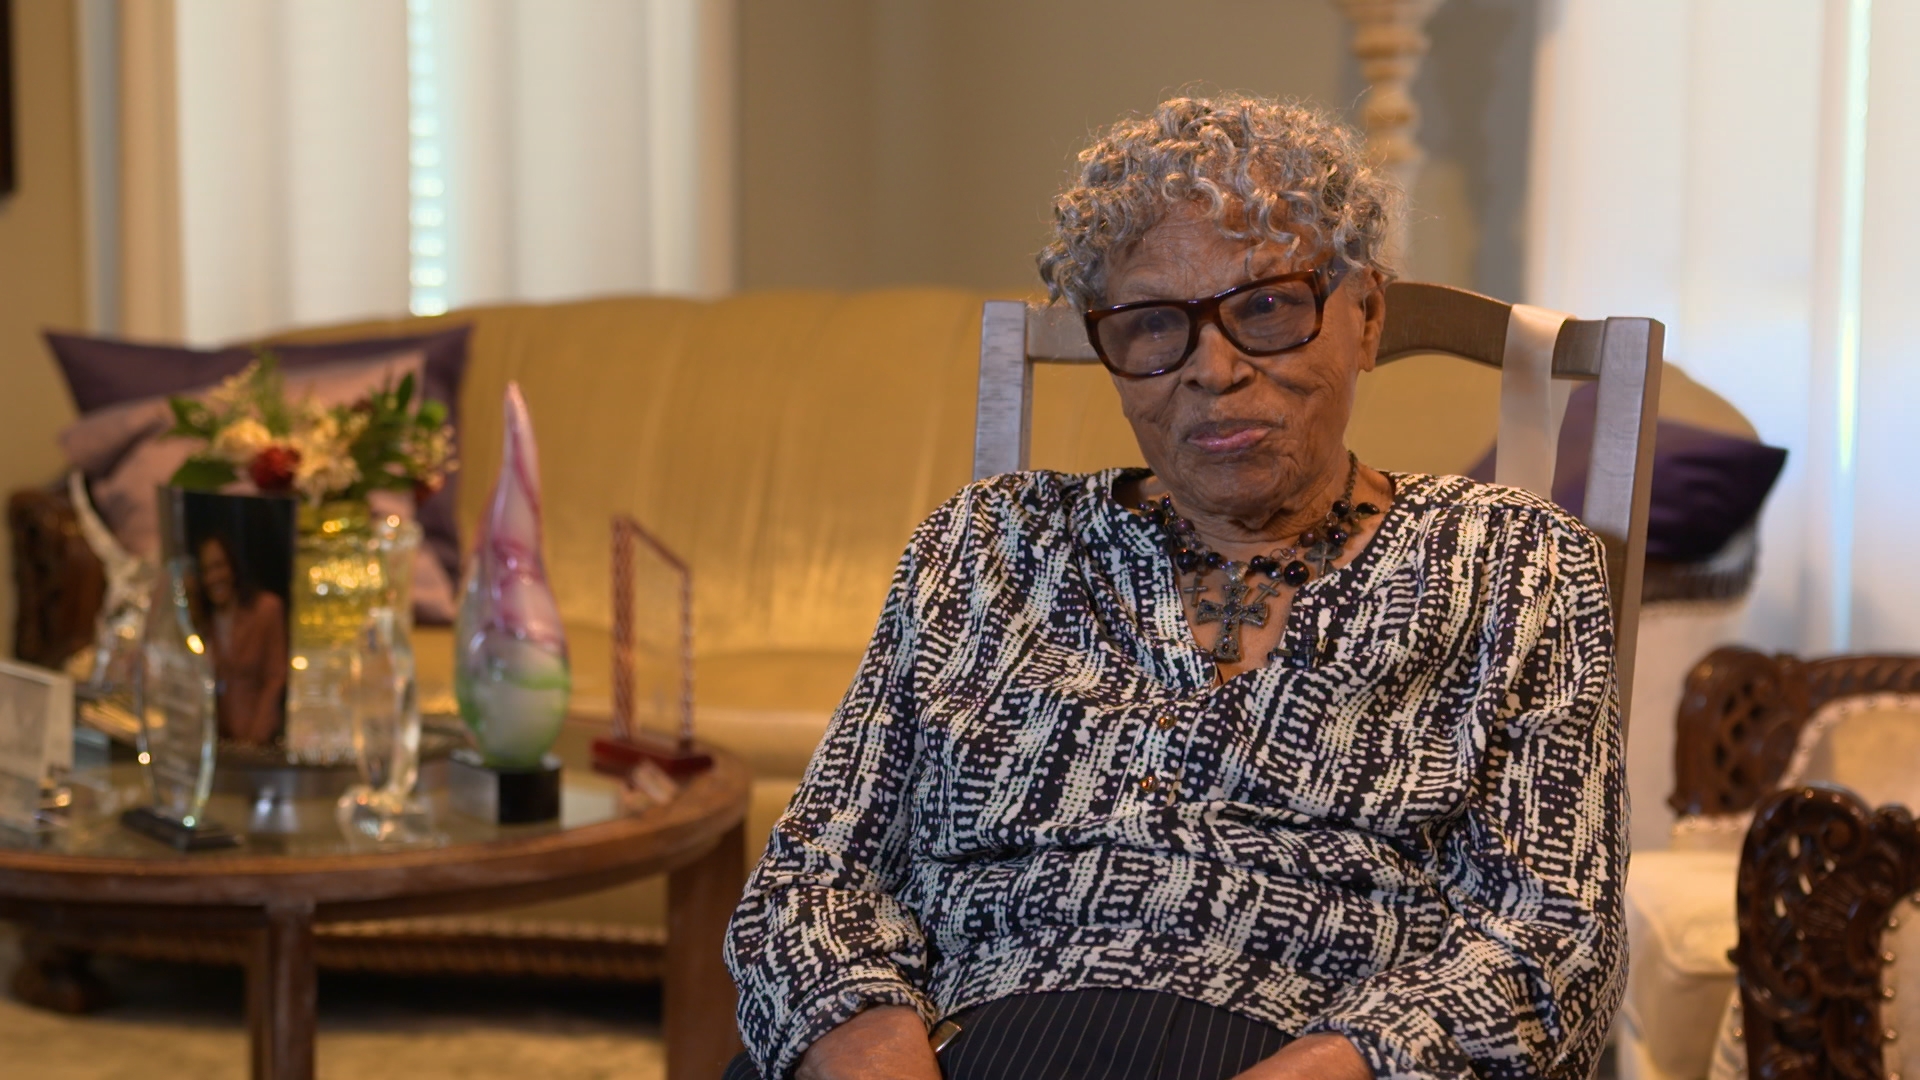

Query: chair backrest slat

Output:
[973, 281, 1662, 739]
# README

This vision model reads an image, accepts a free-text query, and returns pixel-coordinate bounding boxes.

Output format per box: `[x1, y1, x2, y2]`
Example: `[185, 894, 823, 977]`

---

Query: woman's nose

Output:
[1181, 322, 1250, 393]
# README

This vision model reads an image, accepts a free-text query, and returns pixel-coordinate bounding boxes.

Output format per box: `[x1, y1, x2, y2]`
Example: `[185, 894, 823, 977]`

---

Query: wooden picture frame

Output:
[0, 0, 14, 198]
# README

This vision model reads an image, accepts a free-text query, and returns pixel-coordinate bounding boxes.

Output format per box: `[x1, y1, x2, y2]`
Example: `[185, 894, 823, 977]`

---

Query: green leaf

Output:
[168, 457, 238, 490]
[166, 398, 217, 439]
[418, 400, 447, 428]
[395, 372, 415, 411]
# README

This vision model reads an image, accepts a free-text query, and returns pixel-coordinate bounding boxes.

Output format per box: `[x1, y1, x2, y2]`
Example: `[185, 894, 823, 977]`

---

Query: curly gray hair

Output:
[1037, 96, 1397, 310]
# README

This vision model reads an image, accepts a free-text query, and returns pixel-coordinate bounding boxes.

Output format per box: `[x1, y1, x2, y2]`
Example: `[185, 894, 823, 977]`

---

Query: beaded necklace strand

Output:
[1134, 451, 1380, 664]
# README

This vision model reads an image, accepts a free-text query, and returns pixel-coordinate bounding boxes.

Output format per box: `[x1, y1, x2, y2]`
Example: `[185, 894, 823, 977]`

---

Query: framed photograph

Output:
[163, 489, 297, 748]
[0, 0, 14, 198]
[0, 659, 74, 830]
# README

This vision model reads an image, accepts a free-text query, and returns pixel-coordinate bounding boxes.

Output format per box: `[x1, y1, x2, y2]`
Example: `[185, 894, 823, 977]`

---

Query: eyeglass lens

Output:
[1094, 278, 1319, 375]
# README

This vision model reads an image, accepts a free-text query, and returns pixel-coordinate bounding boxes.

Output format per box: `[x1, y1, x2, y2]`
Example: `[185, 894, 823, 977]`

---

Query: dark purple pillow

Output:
[43, 326, 472, 580]
[1467, 382, 1788, 562]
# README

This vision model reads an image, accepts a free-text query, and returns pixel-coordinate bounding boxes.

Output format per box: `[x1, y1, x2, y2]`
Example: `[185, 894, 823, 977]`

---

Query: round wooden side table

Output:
[0, 749, 751, 1080]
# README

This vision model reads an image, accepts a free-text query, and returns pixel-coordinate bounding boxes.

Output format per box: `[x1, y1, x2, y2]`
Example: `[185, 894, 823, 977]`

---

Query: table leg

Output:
[247, 900, 318, 1080]
[666, 822, 745, 1080]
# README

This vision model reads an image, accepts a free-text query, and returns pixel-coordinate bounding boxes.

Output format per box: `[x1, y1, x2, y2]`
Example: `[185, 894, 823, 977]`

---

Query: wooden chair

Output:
[1658, 647, 1920, 1079]
[1733, 782, 1920, 1080]
[973, 283, 1663, 733]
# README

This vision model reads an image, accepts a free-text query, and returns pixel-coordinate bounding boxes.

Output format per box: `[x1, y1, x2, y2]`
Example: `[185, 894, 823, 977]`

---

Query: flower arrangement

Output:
[166, 352, 456, 505]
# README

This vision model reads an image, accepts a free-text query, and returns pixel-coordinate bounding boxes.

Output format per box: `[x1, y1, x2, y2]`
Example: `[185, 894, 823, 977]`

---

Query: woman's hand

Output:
[795, 1005, 942, 1080]
[1231, 1033, 1372, 1080]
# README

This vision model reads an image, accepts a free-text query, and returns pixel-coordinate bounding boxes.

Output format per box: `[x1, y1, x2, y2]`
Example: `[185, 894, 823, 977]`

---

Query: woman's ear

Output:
[1356, 269, 1387, 374]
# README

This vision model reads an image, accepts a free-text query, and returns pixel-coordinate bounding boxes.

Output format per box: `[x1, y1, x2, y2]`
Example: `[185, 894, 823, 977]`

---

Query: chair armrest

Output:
[6, 486, 104, 668]
[1733, 784, 1920, 1078]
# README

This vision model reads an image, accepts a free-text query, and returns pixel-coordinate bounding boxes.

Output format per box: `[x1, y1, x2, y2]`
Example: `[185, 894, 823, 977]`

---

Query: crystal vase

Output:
[286, 502, 385, 762]
[336, 578, 434, 846]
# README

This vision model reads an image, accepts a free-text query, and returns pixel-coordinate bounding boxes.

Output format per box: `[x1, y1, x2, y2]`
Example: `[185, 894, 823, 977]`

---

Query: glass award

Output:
[336, 600, 436, 847]
[121, 555, 235, 849]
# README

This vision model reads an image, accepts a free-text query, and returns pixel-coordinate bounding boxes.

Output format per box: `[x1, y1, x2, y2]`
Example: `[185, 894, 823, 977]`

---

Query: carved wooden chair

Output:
[974, 282, 1664, 732]
[1730, 783, 1920, 1080]
[1623, 647, 1920, 1080]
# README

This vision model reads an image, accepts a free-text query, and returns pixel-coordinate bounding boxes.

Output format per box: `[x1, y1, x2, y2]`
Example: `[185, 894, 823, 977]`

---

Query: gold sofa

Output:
[7, 286, 1763, 983]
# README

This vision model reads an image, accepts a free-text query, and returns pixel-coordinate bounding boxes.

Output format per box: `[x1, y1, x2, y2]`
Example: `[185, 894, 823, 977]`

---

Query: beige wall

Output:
[0, 0, 87, 654]
[739, 0, 1537, 300]
[740, 0, 1349, 295]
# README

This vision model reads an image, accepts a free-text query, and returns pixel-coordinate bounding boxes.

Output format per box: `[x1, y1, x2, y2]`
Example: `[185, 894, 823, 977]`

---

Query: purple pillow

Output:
[43, 326, 472, 580]
[1467, 382, 1788, 562]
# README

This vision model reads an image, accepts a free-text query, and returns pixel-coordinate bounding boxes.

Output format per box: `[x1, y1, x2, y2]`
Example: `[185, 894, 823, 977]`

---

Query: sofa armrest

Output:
[6, 486, 104, 668]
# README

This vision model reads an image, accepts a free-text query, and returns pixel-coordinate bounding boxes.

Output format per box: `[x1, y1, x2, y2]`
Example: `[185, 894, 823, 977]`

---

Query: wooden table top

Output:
[0, 750, 750, 919]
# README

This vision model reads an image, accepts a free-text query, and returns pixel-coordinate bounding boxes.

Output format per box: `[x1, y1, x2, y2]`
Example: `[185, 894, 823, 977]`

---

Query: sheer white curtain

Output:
[408, 0, 734, 312]
[174, 0, 410, 344]
[1529, 0, 1919, 854]
[152, 0, 732, 345]
[1526, 0, 1920, 657]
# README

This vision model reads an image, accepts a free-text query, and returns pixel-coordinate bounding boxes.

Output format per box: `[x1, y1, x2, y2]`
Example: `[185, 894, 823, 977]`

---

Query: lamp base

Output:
[591, 731, 712, 779]
[120, 806, 241, 851]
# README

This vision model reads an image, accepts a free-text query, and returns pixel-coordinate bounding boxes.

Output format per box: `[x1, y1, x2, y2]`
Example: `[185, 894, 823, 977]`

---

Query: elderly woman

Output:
[725, 96, 1626, 1080]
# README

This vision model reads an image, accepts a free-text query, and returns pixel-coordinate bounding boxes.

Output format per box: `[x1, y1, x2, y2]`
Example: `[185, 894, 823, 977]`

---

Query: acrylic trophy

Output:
[591, 515, 711, 782]
[122, 553, 234, 849]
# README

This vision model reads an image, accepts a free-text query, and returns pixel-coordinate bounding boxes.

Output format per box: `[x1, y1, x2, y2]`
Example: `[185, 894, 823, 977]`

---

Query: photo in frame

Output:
[0, 659, 74, 830]
[163, 489, 297, 748]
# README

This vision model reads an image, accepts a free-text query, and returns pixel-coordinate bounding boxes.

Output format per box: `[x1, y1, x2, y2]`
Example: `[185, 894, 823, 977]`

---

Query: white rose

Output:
[212, 418, 274, 464]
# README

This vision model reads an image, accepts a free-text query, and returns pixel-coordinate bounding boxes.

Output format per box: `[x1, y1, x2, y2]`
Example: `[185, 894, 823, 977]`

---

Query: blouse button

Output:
[1156, 715, 1176, 730]
[1138, 774, 1158, 793]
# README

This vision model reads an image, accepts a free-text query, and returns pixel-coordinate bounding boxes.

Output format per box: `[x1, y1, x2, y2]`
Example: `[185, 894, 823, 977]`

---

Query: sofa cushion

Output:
[1622, 850, 1740, 1080]
[1782, 695, 1920, 807]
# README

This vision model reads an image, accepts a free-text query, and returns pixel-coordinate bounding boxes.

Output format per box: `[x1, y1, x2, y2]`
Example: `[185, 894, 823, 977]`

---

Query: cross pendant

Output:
[1194, 578, 1270, 664]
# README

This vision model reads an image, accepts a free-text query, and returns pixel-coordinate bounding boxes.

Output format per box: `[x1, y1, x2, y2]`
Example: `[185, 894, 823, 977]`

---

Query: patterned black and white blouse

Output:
[725, 469, 1628, 1079]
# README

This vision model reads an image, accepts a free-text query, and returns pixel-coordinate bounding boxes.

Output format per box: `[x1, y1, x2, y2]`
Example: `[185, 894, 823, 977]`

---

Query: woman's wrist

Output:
[1233, 1032, 1373, 1080]
[795, 1005, 941, 1080]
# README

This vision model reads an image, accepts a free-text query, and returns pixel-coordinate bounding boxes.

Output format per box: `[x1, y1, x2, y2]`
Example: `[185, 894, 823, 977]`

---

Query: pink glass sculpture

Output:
[455, 383, 571, 767]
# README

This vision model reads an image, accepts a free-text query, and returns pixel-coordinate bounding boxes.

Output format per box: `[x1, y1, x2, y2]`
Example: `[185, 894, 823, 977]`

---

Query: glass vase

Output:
[286, 502, 386, 763]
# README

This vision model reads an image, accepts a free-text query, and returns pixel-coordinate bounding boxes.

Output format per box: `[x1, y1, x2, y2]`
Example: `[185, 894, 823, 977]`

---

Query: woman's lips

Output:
[1185, 421, 1272, 454]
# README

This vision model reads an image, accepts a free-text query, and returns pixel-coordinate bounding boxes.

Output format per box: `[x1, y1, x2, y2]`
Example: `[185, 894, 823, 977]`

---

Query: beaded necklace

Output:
[1134, 451, 1380, 664]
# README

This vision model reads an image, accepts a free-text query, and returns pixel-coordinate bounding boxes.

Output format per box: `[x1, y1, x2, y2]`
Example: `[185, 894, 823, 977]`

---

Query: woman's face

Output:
[1102, 204, 1385, 525]
[198, 539, 236, 609]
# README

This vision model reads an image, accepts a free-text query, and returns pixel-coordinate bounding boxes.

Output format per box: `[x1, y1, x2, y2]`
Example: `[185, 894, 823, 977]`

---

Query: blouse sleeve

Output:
[1299, 509, 1629, 1079]
[724, 499, 961, 1079]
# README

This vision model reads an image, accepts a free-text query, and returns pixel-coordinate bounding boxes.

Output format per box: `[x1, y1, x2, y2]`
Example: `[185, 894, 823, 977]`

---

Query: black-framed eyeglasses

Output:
[1083, 268, 1336, 379]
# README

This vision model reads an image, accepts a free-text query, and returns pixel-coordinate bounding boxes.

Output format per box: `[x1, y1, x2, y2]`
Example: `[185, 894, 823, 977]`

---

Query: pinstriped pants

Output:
[723, 989, 1291, 1079]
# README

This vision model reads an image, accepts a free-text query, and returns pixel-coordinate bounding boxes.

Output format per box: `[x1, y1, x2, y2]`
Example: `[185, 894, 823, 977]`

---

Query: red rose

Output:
[250, 445, 301, 492]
